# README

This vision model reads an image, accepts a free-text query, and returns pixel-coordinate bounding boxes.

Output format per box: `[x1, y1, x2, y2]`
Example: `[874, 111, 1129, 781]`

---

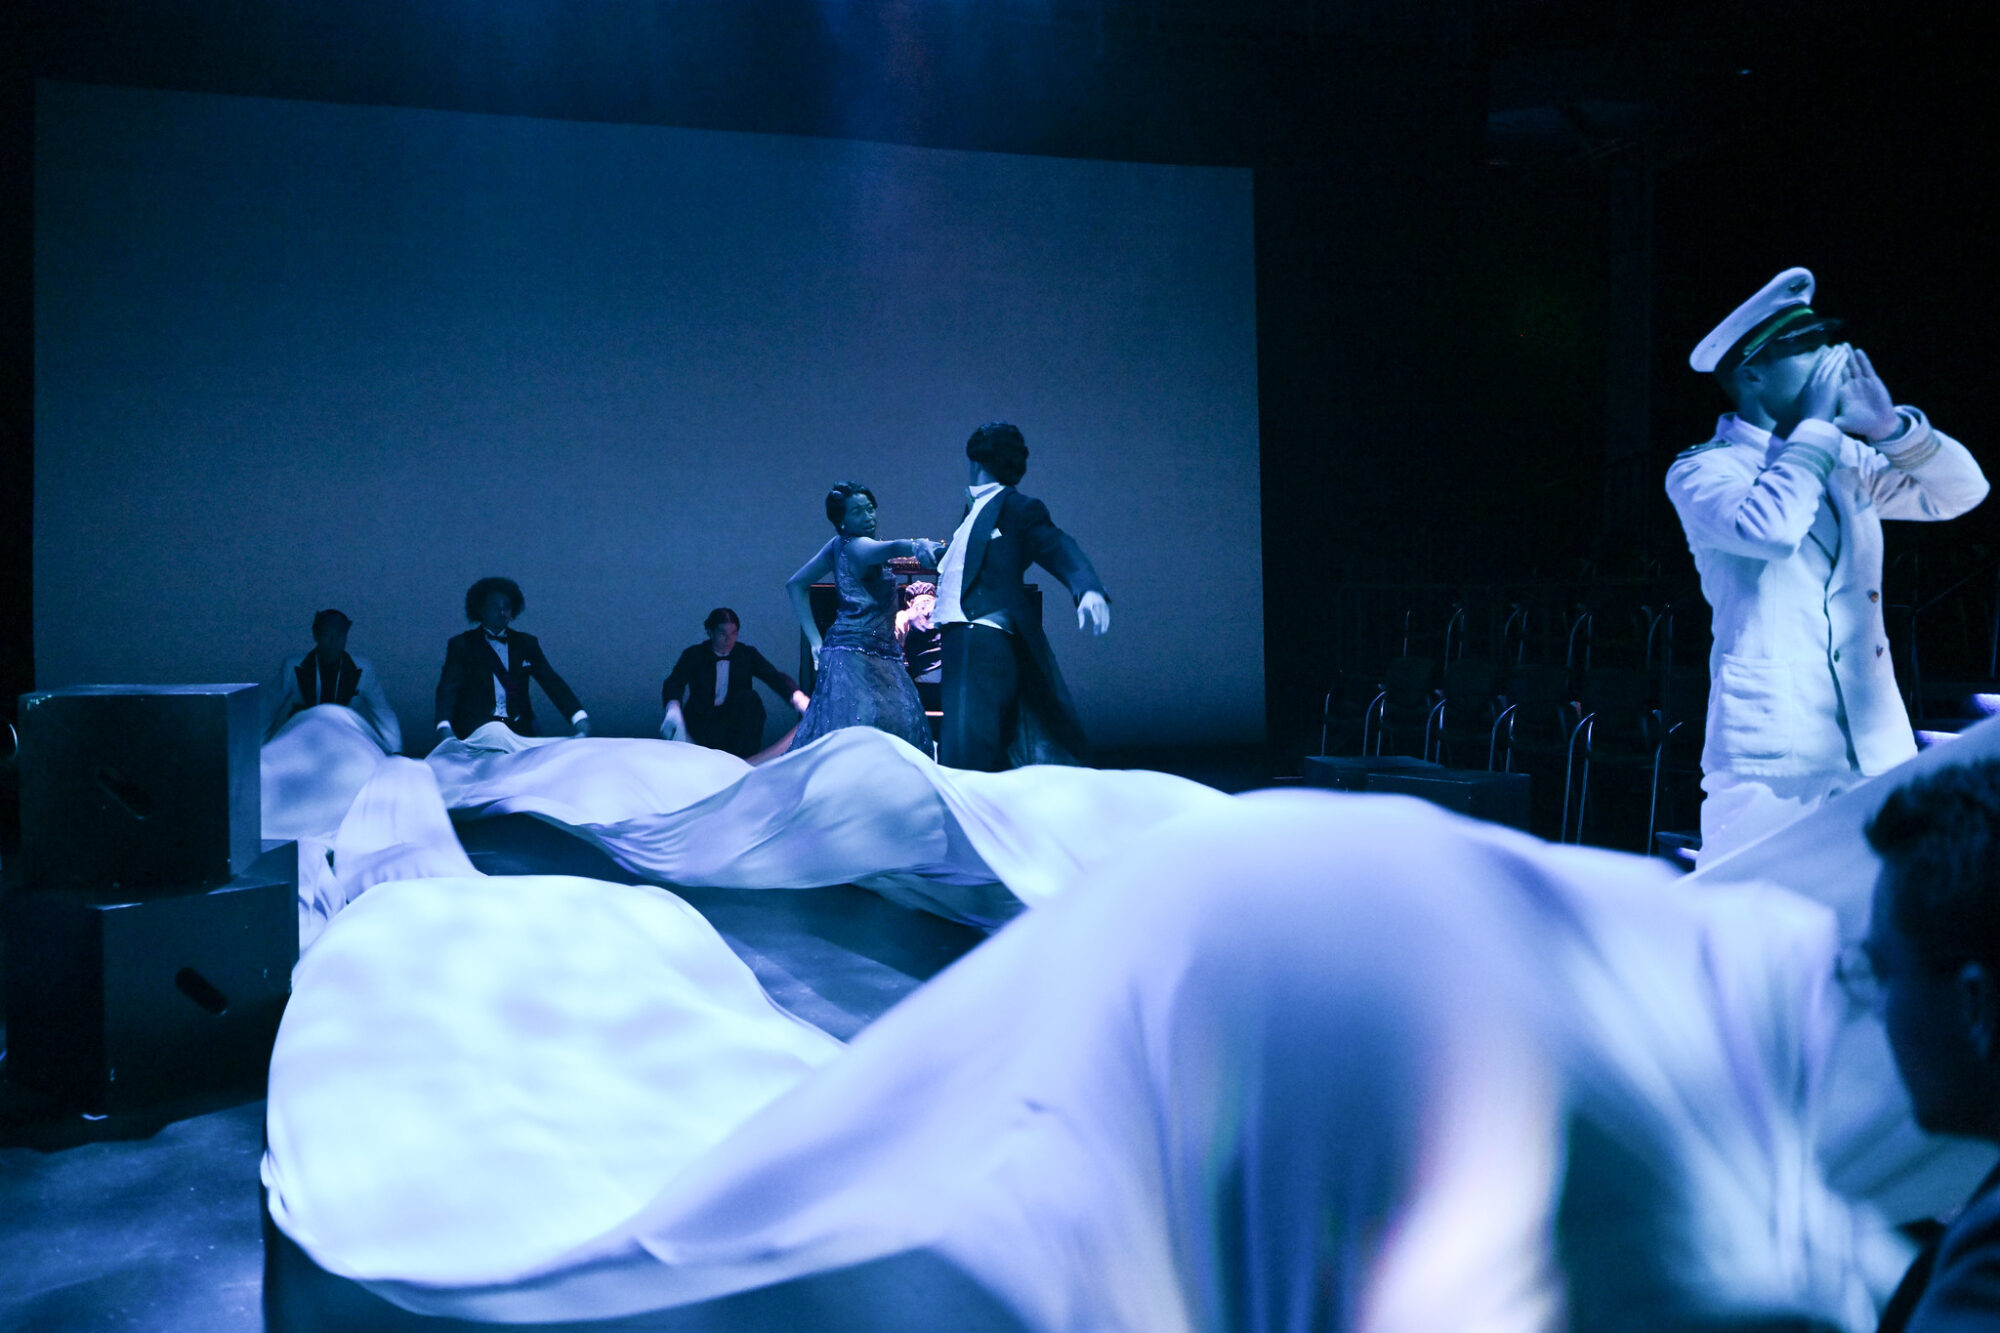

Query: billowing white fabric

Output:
[425, 723, 752, 827]
[288, 757, 479, 951]
[263, 651, 404, 753]
[1691, 715, 2000, 1224]
[426, 723, 1233, 927]
[263, 705, 413, 947]
[267, 884, 838, 1284]
[266, 717, 1230, 939]
[262, 704, 395, 843]
[264, 763, 1898, 1331]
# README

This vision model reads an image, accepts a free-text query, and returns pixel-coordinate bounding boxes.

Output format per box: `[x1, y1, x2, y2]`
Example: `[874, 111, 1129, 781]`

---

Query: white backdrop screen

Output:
[35, 81, 1262, 748]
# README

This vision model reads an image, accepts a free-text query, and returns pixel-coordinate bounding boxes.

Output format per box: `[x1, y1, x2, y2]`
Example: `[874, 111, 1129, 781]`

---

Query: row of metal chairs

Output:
[1321, 656, 1704, 852]
[1376, 599, 1707, 676]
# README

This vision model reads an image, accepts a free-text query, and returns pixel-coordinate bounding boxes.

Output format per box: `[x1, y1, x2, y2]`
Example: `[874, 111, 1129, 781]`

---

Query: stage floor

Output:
[0, 744, 1284, 1331]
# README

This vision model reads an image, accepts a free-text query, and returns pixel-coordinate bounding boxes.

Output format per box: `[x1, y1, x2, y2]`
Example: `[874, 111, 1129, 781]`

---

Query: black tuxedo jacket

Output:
[661, 643, 798, 716]
[954, 488, 1107, 758]
[296, 653, 362, 709]
[434, 629, 583, 740]
[1880, 1162, 2000, 1333]
[957, 489, 1106, 626]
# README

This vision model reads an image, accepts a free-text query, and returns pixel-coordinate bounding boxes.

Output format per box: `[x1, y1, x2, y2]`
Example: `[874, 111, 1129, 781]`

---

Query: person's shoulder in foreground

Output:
[1863, 759, 2000, 1332]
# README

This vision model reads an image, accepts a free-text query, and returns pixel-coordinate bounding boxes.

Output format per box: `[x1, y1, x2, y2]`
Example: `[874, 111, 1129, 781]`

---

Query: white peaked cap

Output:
[1690, 267, 1816, 373]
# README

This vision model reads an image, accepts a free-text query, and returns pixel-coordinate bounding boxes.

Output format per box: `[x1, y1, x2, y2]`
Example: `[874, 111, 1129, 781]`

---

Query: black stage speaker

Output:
[1363, 767, 1533, 832]
[1, 843, 298, 1113]
[17, 684, 260, 893]
[1301, 754, 1442, 792]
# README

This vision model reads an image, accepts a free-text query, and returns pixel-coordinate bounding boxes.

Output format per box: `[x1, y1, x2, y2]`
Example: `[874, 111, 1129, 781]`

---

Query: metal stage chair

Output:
[1562, 667, 1678, 852]
[1361, 656, 1437, 757]
[1423, 657, 1502, 769]
[1317, 670, 1381, 757]
[1489, 663, 1578, 841]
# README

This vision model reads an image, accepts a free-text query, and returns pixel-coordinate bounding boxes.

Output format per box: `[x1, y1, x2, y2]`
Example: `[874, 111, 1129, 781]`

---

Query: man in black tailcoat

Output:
[434, 576, 589, 741]
[933, 422, 1109, 771]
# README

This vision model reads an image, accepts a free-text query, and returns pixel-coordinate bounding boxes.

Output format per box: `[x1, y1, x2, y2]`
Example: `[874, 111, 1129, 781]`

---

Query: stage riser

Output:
[1365, 768, 1532, 832]
[1300, 754, 1442, 792]
[1303, 754, 1533, 831]
[1, 845, 297, 1114]
[17, 685, 261, 894]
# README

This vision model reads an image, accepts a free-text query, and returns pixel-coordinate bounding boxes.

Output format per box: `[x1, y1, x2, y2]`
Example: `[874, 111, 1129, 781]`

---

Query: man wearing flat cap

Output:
[1667, 268, 1988, 864]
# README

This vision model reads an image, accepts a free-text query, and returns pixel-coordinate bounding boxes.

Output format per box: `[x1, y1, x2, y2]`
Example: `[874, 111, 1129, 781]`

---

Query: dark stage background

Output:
[4, 0, 1999, 758]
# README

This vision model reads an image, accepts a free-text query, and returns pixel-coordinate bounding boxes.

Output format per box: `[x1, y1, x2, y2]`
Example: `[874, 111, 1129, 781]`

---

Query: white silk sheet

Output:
[255, 715, 1969, 1330]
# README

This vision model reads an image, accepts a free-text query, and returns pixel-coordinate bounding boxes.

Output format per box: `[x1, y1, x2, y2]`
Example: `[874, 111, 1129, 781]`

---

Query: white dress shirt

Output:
[713, 656, 731, 707]
[485, 633, 512, 719]
[935, 482, 1011, 632]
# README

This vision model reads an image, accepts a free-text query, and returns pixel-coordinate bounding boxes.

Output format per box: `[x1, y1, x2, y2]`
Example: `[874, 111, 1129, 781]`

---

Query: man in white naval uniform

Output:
[1668, 268, 1987, 864]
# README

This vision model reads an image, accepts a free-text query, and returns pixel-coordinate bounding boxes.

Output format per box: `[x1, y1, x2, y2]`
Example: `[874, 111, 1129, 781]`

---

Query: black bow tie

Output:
[485, 632, 509, 644]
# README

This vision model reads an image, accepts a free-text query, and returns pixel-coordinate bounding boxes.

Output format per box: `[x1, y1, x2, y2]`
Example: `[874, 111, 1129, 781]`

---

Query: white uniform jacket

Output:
[263, 650, 404, 754]
[1666, 408, 1986, 779]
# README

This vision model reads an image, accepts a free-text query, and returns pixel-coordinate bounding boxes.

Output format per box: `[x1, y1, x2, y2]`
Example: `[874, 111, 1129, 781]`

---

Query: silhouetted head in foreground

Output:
[1863, 758, 2000, 1140]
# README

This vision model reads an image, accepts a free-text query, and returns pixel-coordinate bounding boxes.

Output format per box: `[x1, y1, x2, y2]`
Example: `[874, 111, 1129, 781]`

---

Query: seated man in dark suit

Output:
[263, 608, 403, 753]
[434, 577, 589, 742]
[1860, 759, 2000, 1333]
[660, 608, 809, 759]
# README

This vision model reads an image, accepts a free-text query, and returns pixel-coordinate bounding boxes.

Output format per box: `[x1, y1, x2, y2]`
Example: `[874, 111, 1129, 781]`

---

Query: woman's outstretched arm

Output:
[844, 536, 941, 568]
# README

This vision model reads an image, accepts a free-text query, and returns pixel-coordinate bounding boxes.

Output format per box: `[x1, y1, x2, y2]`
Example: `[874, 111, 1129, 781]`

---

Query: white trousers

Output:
[1695, 769, 1864, 867]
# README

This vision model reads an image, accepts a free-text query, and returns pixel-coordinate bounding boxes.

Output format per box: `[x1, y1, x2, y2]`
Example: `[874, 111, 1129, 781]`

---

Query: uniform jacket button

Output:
[1868, 590, 1880, 603]
[1877, 645, 1885, 656]
[1832, 649, 1841, 663]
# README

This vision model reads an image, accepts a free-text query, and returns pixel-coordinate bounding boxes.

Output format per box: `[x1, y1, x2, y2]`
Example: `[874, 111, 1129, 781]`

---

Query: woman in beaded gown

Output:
[786, 482, 939, 754]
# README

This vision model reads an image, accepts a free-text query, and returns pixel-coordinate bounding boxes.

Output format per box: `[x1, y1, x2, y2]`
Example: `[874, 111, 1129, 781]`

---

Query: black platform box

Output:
[1, 843, 298, 1112]
[18, 683, 261, 893]
[1363, 767, 1533, 831]
[1302, 754, 1443, 792]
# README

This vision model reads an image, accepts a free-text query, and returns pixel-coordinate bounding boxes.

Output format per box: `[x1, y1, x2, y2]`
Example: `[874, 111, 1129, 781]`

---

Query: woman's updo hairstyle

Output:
[966, 422, 1028, 486]
[824, 482, 876, 531]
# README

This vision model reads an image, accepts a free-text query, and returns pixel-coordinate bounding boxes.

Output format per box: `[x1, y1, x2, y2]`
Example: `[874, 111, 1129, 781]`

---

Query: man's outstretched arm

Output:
[1017, 497, 1109, 634]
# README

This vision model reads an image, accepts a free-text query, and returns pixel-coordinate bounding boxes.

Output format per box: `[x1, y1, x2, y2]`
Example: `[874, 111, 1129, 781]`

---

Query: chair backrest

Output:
[1323, 671, 1380, 717]
[1495, 662, 1575, 750]
[1381, 656, 1437, 701]
[1440, 657, 1501, 703]
[1501, 603, 1529, 665]
[1578, 667, 1663, 750]
[1502, 662, 1571, 709]
[1579, 666, 1656, 712]
[1660, 665, 1709, 730]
